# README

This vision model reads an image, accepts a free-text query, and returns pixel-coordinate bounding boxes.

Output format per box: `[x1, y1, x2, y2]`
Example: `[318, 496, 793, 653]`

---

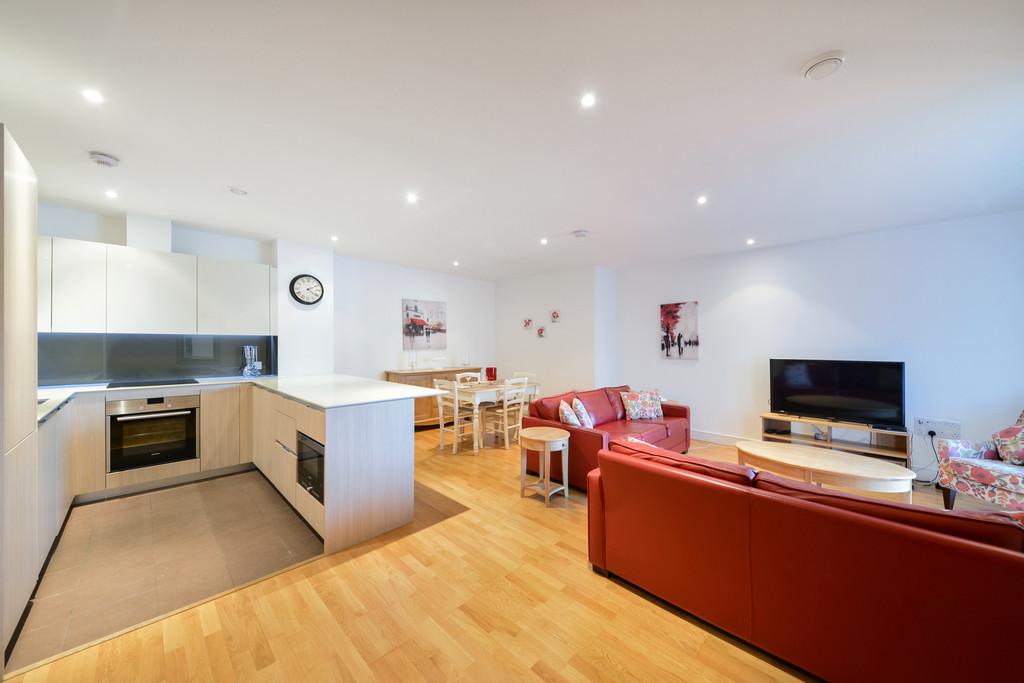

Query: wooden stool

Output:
[520, 426, 570, 506]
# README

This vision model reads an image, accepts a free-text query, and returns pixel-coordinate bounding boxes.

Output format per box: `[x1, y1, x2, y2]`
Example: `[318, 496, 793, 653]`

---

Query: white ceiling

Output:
[1, 1, 1022, 279]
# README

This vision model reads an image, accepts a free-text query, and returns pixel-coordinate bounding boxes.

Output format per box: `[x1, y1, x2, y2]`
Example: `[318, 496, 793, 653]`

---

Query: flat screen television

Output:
[769, 359, 905, 429]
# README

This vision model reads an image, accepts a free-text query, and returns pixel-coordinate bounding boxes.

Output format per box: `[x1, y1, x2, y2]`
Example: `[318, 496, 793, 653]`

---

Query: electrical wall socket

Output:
[914, 417, 961, 439]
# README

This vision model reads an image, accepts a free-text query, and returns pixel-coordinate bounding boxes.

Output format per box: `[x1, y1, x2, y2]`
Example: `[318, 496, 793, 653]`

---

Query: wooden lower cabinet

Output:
[200, 385, 240, 471]
[384, 367, 481, 426]
[68, 392, 106, 496]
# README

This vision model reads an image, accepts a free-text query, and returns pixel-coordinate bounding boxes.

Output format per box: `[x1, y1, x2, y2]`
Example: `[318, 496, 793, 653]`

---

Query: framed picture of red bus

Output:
[402, 299, 447, 350]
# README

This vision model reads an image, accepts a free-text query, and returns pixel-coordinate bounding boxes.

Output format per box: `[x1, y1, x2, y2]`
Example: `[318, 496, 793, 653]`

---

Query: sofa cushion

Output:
[533, 391, 575, 421]
[572, 397, 594, 428]
[993, 424, 1024, 465]
[621, 390, 664, 420]
[609, 440, 755, 486]
[604, 385, 631, 421]
[558, 400, 581, 426]
[602, 420, 668, 443]
[754, 471, 1024, 552]
[576, 388, 617, 426]
[648, 415, 689, 438]
[943, 457, 1024, 495]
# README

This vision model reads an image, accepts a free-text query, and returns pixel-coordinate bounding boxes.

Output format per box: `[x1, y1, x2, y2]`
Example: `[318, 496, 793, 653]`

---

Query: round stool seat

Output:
[520, 427, 570, 506]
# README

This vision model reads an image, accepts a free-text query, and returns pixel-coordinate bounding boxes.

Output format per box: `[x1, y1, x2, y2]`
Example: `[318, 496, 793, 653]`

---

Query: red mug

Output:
[485, 367, 497, 382]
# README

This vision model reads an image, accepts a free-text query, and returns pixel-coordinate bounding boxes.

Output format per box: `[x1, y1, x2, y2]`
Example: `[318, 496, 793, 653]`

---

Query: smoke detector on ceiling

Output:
[802, 50, 846, 80]
[571, 229, 590, 239]
[88, 151, 120, 168]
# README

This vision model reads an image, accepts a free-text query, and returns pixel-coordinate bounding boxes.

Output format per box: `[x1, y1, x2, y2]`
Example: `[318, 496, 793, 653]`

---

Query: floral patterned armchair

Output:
[937, 414, 1024, 511]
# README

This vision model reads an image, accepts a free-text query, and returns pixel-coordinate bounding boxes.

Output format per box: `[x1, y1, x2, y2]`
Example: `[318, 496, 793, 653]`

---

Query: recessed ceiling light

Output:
[580, 92, 597, 109]
[746, 238, 756, 246]
[81, 89, 104, 104]
[452, 260, 460, 267]
[228, 186, 247, 195]
[330, 235, 339, 242]
[540, 238, 549, 245]
[104, 189, 118, 199]
[696, 195, 708, 205]
[405, 191, 419, 205]
[802, 50, 846, 80]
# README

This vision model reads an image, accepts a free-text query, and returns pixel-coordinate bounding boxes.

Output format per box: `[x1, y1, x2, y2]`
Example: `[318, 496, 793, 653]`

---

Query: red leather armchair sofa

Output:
[588, 438, 1024, 682]
[521, 386, 690, 490]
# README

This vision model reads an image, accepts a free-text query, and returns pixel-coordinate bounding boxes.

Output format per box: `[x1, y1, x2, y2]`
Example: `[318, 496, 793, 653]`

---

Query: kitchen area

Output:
[1, 127, 438, 673]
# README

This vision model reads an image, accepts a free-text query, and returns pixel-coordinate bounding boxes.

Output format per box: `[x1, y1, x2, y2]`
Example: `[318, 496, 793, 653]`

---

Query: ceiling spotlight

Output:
[405, 191, 419, 205]
[746, 238, 756, 246]
[580, 92, 597, 109]
[228, 186, 247, 195]
[696, 195, 708, 205]
[104, 189, 118, 199]
[81, 89, 104, 104]
[802, 50, 846, 80]
[330, 235, 339, 242]
[452, 260, 460, 267]
[540, 238, 549, 245]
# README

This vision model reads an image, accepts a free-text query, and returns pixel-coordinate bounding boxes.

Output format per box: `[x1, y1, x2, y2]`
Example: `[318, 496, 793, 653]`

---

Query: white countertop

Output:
[253, 375, 442, 409]
[36, 373, 441, 422]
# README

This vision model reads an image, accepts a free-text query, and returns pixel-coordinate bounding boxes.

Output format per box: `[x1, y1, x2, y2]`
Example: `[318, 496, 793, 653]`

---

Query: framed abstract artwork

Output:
[660, 302, 699, 359]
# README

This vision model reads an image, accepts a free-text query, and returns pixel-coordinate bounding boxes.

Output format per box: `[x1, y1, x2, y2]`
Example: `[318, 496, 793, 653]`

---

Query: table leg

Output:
[544, 446, 552, 507]
[520, 446, 527, 498]
[900, 488, 913, 504]
[472, 403, 481, 454]
[561, 448, 569, 500]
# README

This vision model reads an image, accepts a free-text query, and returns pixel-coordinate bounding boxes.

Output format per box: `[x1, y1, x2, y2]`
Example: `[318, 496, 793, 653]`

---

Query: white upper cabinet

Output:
[37, 236, 51, 332]
[197, 256, 270, 335]
[51, 237, 106, 333]
[107, 244, 198, 334]
[269, 266, 278, 335]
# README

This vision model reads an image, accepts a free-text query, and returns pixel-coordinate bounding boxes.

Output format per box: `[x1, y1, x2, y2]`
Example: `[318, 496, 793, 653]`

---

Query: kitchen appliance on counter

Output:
[107, 395, 200, 472]
[296, 432, 324, 503]
[242, 344, 263, 377]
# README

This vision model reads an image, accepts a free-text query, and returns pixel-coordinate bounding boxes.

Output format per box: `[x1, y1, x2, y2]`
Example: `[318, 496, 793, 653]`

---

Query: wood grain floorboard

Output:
[4, 433, 988, 682]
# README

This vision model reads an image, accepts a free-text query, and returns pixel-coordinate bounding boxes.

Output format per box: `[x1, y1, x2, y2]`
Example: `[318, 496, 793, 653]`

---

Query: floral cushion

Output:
[620, 390, 663, 420]
[993, 424, 1024, 466]
[572, 398, 594, 429]
[557, 400, 581, 427]
[936, 439, 999, 461]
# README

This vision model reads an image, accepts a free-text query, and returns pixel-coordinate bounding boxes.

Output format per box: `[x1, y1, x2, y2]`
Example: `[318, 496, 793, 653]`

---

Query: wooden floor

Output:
[4, 433, 996, 682]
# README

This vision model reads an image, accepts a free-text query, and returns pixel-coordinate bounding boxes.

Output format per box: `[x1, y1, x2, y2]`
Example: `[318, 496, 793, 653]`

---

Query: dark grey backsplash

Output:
[39, 333, 277, 386]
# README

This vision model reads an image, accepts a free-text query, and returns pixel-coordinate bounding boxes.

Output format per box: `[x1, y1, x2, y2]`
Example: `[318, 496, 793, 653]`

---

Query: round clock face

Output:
[289, 274, 324, 305]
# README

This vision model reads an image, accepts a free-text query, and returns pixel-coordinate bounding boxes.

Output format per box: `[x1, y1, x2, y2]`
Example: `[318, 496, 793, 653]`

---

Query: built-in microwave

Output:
[107, 395, 200, 473]
[296, 432, 324, 503]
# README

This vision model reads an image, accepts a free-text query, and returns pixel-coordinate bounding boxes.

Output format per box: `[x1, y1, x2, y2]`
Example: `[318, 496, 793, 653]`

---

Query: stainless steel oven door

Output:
[107, 395, 200, 473]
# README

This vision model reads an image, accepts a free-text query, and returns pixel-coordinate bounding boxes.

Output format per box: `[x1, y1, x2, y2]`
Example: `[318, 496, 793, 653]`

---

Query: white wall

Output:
[275, 240, 335, 376]
[334, 255, 496, 378]
[172, 224, 273, 264]
[38, 203, 126, 244]
[496, 266, 597, 396]
[611, 211, 1024, 477]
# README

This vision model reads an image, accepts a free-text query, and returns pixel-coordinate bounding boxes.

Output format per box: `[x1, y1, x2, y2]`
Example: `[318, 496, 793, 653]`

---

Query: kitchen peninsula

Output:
[35, 374, 440, 555]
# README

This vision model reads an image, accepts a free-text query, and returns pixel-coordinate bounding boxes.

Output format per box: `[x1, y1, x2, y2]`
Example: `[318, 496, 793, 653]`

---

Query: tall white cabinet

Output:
[52, 237, 106, 333]
[1, 125, 39, 652]
[106, 245, 198, 334]
[197, 256, 271, 335]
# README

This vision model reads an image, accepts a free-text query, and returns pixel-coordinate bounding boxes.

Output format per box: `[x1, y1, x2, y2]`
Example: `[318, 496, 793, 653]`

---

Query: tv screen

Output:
[769, 359, 905, 428]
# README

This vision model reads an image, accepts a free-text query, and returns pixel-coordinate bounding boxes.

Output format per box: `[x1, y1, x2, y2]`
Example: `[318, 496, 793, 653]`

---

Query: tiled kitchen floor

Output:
[7, 471, 323, 671]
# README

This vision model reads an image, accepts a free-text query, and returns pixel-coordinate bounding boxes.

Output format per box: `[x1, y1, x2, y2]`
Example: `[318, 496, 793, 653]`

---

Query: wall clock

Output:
[289, 274, 324, 305]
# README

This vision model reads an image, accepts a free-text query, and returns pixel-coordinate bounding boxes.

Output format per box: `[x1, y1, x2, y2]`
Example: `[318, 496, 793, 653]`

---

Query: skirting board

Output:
[690, 429, 750, 447]
[75, 463, 254, 504]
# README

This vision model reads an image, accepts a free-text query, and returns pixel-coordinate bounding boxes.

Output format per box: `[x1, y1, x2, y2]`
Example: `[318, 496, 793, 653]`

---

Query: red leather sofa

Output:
[521, 386, 690, 490]
[588, 438, 1024, 683]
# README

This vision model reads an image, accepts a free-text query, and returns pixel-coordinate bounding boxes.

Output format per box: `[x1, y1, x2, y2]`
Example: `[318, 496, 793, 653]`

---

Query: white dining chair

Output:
[483, 377, 529, 449]
[513, 371, 540, 404]
[434, 379, 475, 454]
[455, 372, 482, 384]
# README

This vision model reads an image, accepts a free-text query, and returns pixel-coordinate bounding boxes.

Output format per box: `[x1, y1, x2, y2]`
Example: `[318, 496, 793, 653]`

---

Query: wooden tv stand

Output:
[760, 412, 911, 464]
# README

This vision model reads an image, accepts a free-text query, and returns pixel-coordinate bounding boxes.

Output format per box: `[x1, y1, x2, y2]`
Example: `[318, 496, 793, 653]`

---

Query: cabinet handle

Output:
[275, 438, 296, 456]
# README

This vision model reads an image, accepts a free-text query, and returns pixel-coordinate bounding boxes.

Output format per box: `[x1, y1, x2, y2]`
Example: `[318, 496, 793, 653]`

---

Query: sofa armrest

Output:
[936, 438, 999, 461]
[587, 468, 606, 571]
[662, 401, 690, 421]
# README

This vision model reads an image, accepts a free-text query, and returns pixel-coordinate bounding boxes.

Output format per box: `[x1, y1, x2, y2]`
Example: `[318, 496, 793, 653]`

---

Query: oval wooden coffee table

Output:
[520, 427, 570, 506]
[736, 440, 916, 503]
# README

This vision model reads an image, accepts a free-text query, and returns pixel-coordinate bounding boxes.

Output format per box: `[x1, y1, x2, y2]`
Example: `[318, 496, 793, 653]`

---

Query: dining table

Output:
[452, 380, 540, 452]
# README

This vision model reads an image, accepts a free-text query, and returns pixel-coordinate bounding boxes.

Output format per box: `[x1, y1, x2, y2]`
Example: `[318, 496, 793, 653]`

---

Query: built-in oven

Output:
[296, 432, 324, 503]
[107, 395, 200, 473]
